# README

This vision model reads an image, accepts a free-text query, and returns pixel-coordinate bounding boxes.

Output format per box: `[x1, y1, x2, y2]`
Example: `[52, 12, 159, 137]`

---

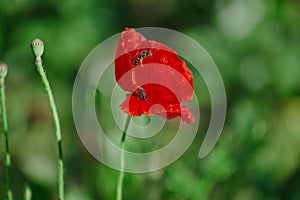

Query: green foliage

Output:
[1, 0, 300, 199]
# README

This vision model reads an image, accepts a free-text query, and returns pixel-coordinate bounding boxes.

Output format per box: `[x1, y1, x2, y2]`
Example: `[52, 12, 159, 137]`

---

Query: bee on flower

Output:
[115, 28, 195, 123]
[134, 50, 152, 67]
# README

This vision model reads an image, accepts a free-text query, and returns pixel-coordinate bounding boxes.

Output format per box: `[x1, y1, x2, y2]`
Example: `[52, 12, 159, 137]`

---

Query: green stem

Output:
[0, 79, 13, 200]
[35, 57, 64, 200]
[116, 115, 131, 200]
[23, 184, 32, 200]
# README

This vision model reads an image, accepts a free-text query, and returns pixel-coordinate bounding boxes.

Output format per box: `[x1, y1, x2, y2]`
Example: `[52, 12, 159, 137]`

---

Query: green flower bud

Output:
[30, 38, 44, 57]
[0, 61, 8, 79]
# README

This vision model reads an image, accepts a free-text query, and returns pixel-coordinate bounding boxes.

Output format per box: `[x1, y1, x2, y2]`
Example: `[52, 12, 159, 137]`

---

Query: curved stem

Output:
[116, 115, 131, 200]
[35, 57, 64, 200]
[1, 79, 13, 200]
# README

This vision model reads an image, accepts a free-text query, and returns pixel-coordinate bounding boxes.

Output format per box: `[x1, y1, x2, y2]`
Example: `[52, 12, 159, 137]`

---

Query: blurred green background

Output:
[1, 0, 300, 199]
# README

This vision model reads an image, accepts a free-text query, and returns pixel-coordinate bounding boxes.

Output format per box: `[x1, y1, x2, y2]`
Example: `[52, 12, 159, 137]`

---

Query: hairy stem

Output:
[35, 57, 64, 200]
[116, 115, 131, 200]
[1, 79, 13, 200]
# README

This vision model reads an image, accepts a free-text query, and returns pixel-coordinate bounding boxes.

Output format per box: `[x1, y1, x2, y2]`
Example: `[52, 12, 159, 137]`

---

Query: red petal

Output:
[115, 28, 194, 98]
[180, 106, 195, 124]
[117, 64, 194, 102]
[115, 28, 147, 91]
[119, 84, 195, 123]
[115, 28, 195, 123]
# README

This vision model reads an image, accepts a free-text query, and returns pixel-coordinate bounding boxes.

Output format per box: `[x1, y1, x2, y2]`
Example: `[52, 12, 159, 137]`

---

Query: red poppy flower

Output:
[115, 28, 195, 123]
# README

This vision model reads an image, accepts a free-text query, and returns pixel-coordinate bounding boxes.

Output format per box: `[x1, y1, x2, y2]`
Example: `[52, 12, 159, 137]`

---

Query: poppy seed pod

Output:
[30, 38, 44, 57]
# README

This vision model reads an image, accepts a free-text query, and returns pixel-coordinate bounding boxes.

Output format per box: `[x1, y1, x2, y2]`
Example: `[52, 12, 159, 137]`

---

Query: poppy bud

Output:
[30, 38, 44, 58]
